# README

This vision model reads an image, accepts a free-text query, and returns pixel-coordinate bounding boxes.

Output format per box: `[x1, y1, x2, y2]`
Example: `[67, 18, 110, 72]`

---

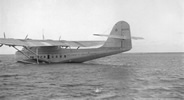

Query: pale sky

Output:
[0, 0, 184, 54]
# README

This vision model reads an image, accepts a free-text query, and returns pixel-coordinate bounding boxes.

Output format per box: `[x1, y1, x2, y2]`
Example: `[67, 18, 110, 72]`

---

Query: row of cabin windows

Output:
[30, 55, 67, 59]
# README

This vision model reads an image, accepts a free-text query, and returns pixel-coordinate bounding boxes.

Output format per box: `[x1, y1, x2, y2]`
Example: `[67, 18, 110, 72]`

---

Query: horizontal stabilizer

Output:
[93, 34, 126, 39]
[131, 36, 144, 40]
[94, 34, 144, 40]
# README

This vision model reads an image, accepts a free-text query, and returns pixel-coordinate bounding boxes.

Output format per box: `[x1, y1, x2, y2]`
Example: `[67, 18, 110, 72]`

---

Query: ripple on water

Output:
[0, 53, 184, 100]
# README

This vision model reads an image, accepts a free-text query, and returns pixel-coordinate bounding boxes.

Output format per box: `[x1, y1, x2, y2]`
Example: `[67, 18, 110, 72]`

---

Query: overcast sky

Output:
[0, 0, 184, 54]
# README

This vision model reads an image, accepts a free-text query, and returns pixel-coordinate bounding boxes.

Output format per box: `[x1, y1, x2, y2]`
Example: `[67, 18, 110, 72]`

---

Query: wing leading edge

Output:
[0, 38, 69, 47]
[0, 38, 105, 47]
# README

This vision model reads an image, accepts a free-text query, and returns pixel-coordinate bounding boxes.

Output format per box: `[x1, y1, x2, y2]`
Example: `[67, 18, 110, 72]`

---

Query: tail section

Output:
[98, 21, 132, 51]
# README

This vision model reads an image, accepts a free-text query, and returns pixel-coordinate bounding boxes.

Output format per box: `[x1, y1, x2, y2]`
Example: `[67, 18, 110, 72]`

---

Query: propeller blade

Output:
[42, 28, 45, 40]
[42, 34, 45, 40]
[3, 32, 6, 38]
[25, 34, 28, 39]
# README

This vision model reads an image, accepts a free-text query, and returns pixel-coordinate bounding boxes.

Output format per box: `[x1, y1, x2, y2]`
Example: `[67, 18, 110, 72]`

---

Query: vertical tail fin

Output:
[100, 21, 132, 51]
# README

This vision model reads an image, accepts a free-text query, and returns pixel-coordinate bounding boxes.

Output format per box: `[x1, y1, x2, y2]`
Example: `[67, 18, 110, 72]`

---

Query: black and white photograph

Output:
[0, 0, 184, 100]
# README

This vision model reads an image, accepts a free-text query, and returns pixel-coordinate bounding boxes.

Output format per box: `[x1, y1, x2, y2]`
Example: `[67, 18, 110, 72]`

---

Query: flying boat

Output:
[0, 21, 143, 64]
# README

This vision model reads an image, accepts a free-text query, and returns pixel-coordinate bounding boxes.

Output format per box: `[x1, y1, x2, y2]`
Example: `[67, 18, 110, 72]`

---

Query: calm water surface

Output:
[0, 53, 184, 100]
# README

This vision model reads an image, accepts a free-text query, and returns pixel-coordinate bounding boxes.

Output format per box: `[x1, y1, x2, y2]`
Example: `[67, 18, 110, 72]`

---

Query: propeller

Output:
[3, 32, 6, 38]
[42, 28, 45, 40]
[0, 32, 5, 47]
[59, 36, 61, 41]
[42, 34, 45, 40]
[25, 34, 28, 39]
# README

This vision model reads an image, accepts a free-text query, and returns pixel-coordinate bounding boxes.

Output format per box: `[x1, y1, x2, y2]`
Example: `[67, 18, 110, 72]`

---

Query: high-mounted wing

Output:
[0, 38, 69, 47]
[0, 38, 105, 47]
[0, 38, 26, 46]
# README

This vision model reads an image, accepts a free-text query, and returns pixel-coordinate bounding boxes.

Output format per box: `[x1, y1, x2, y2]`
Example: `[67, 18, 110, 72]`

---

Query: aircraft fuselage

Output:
[15, 46, 128, 63]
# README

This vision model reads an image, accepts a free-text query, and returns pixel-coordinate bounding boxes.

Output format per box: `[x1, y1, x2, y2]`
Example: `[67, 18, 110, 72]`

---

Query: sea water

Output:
[0, 53, 184, 100]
